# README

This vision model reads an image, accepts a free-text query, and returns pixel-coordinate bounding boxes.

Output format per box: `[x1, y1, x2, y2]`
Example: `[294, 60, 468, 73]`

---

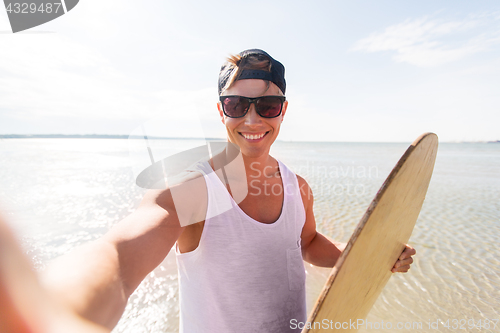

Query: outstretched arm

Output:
[40, 188, 186, 330]
[1, 170, 207, 332]
[0, 213, 109, 332]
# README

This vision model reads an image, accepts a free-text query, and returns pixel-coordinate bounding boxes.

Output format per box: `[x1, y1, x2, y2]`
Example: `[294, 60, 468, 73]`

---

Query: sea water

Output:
[0, 139, 498, 332]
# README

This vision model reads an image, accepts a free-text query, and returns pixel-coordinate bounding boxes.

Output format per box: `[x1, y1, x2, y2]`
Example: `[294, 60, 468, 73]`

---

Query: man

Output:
[0, 49, 415, 333]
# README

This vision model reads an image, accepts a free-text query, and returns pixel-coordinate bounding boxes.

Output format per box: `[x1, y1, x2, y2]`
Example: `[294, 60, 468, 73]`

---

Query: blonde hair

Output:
[221, 53, 274, 94]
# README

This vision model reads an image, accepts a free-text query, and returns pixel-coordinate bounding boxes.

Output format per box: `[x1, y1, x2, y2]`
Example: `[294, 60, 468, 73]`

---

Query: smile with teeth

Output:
[241, 132, 267, 140]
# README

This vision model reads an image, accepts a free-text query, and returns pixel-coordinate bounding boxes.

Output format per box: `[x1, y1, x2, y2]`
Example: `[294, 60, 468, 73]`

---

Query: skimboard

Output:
[303, 132, 438, 332]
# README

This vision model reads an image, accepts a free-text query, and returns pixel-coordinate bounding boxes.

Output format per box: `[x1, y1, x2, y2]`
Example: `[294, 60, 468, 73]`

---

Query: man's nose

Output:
[244, 103, 262, 125]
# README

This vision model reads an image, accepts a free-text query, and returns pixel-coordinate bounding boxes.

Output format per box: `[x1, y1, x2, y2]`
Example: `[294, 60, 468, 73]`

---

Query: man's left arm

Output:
[297, 175, 415, 272]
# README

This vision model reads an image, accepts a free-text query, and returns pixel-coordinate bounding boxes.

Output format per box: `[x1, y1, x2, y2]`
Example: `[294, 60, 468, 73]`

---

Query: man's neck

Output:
[241, 153, 278, 179]
[210, 147, 278, 182]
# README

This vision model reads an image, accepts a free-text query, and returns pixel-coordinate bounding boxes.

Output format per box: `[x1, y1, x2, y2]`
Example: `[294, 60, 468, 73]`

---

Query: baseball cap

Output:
[218, 49, 286, 95]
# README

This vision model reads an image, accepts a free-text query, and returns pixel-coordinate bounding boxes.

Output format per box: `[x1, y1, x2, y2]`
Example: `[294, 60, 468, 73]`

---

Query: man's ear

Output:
[217, 102, 225, 124]
[281, 100, 288, 122]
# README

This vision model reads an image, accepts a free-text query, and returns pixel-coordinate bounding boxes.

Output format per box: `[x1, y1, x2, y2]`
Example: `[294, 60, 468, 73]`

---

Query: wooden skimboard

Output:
[303, 132, 438, 332]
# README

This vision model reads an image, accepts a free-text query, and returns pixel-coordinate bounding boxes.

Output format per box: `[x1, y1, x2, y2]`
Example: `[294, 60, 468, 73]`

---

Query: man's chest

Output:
[237, 175, 285, 224]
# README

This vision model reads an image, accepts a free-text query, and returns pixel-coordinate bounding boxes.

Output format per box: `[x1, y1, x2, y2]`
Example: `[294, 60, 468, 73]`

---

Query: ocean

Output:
[0, 138, 499, 332]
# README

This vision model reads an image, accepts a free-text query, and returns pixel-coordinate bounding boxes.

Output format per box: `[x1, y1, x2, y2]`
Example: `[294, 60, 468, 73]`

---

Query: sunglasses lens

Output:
[222, 97, 249, 117]
[256, 97, 283, 118]
[221, 96, 284, 118]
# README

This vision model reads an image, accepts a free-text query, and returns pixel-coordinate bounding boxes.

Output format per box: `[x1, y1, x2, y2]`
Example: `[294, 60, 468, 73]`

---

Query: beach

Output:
[0, 138, 498, 332]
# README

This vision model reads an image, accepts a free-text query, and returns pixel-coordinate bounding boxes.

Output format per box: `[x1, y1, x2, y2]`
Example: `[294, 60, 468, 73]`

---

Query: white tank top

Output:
[175, 160, 307, 333]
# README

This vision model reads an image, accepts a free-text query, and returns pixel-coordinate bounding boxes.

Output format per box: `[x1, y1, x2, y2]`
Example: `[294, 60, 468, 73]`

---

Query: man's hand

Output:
[391, 244, 416, 273]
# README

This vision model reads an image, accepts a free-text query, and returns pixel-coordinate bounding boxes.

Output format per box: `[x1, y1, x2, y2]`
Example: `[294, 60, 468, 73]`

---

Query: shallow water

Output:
[1, 139, 499, 332]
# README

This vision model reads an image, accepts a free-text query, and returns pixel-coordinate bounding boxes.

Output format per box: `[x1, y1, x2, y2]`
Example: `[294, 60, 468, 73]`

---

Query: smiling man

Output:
[0, 49, 415, 333]
[174, 49, 416, 332]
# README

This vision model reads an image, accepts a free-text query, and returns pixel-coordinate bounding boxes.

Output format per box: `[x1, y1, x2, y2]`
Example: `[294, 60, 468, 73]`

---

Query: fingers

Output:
[391, 244, 416, 273]
[399, 245, 416, 260]
[391, 257, 414, 273]
[392, 265, 411, 273]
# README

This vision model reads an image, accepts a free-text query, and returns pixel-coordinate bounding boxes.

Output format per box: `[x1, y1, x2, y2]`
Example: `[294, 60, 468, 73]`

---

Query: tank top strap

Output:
[186, 160, 213, 176]
[187, 161, 233, 221]
[278, 160, 306, 243]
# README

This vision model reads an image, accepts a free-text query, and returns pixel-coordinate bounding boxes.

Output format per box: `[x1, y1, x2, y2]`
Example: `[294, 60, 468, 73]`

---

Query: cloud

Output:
[352, 12, 500, 67]
[0, 33, 127, 119]
[0, 32, 218, 127]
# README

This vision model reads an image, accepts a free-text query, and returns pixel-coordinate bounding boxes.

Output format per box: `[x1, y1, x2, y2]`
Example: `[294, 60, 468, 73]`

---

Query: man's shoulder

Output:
[141, 169, 207, 216]
[168, 168, 206, 188]
[294, 173, 308, 186]
[273, 157, 312, 201]
[293, 173, 313, 206]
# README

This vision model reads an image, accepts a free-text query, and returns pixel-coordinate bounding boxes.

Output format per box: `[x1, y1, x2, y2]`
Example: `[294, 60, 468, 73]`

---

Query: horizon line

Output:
[0, 134, 498, 144]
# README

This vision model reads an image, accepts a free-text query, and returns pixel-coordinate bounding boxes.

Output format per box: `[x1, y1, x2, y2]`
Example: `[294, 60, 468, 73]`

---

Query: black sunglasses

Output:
[219, 95, 286, 118]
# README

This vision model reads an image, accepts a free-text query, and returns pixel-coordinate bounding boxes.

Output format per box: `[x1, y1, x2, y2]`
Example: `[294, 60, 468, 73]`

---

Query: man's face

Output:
[217, 79, 288, 159]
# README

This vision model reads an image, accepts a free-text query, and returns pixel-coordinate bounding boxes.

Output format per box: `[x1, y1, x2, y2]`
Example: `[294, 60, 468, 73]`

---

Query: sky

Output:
[0, 0, 499, 142]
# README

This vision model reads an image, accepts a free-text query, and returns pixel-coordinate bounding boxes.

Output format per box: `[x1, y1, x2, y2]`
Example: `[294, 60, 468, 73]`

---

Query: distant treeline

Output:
[0, 134, 223, 140]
